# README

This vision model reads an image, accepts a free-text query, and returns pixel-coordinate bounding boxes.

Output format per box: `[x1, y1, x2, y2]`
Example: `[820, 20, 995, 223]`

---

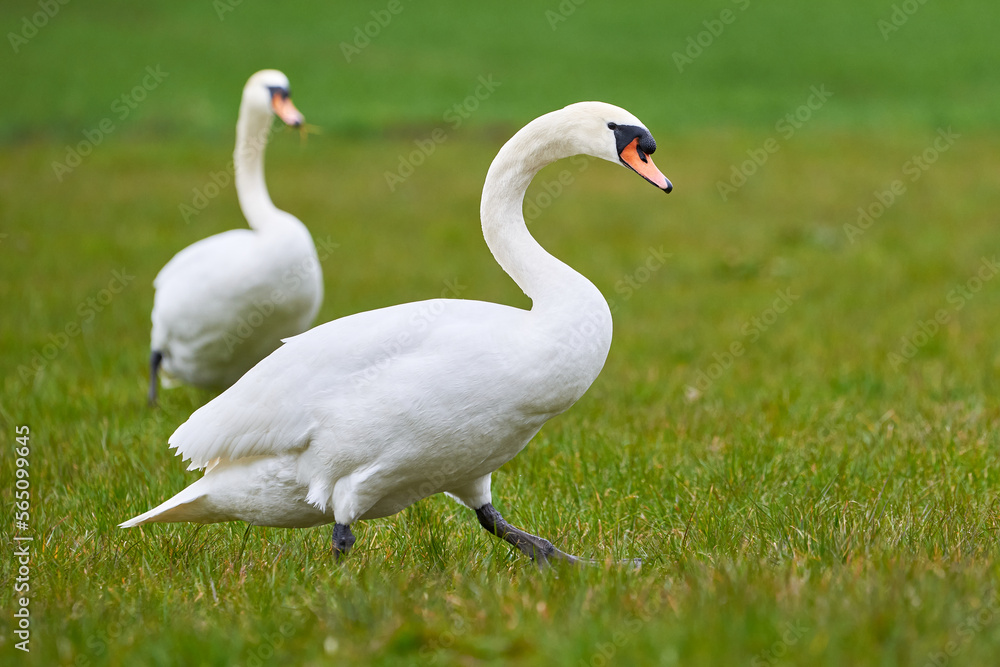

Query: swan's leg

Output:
[475, 503, 587, 565]
[331, 523, 356, 561]
[148, 350, 163, 406]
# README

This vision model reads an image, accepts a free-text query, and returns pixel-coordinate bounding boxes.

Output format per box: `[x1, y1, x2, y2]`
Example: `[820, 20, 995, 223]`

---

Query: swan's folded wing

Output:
[168, 299, 504, 469]
[153, 230, 257, 291]
[168, 344, 319, 469]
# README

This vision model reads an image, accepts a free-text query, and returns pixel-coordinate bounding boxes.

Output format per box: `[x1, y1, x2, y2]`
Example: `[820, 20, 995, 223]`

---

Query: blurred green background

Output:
[5, 0, 1000, 135]
[3, 1, 1000, 665]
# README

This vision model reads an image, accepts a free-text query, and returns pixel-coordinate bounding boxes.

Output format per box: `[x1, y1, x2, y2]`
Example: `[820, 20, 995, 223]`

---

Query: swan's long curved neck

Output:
[480, 113, 604, 315]
[234, 106, 281, 231]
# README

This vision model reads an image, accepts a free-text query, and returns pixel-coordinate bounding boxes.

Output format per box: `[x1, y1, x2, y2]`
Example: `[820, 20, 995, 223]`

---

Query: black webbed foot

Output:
[332, 523, 356, 561]
[148, 350, 163, 407]
[475, 503, 589, 566]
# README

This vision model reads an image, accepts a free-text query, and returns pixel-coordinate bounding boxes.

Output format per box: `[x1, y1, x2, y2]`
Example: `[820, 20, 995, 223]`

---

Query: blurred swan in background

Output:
[148, 69, 323, 404]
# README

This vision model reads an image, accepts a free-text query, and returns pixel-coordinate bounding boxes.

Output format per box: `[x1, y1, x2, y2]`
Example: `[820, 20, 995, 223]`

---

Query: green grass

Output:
[3, 1, 1000, 665]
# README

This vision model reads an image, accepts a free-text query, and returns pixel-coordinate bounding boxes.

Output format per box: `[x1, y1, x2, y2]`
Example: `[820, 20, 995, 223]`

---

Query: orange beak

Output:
[619, 138, 672, 192]
[271, 92, 304, 127]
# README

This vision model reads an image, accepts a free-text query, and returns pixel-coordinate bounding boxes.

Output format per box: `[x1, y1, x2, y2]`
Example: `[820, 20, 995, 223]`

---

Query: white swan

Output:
[148, 70, 323, 404]
[123, 102, 671, 564]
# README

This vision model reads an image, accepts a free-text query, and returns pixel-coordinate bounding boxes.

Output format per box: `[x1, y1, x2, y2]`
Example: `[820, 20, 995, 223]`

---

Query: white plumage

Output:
[124, 102, 671, 563]
[148, 70, 323, 401]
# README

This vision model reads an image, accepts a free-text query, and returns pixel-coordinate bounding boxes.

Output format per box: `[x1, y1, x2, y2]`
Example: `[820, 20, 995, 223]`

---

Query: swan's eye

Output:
[267, 86, 290, 100]
[607, 122, 617, 130]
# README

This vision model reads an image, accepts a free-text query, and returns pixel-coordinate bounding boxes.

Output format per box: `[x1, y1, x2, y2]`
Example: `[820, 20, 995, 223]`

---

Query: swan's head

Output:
[559, 102, 672, 193]
[242, 69, 304, 128]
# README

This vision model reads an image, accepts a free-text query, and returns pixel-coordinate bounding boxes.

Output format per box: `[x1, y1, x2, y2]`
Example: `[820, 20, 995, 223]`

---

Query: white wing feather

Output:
[169, 299, 532, 470]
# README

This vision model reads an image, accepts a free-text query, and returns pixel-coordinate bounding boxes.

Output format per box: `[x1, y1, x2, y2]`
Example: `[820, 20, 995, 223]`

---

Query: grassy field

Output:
[3, 1, 1000, 665]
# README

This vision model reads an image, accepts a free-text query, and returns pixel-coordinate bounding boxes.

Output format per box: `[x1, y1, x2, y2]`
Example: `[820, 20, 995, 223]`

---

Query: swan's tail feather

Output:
[119, 485, 209, 528]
